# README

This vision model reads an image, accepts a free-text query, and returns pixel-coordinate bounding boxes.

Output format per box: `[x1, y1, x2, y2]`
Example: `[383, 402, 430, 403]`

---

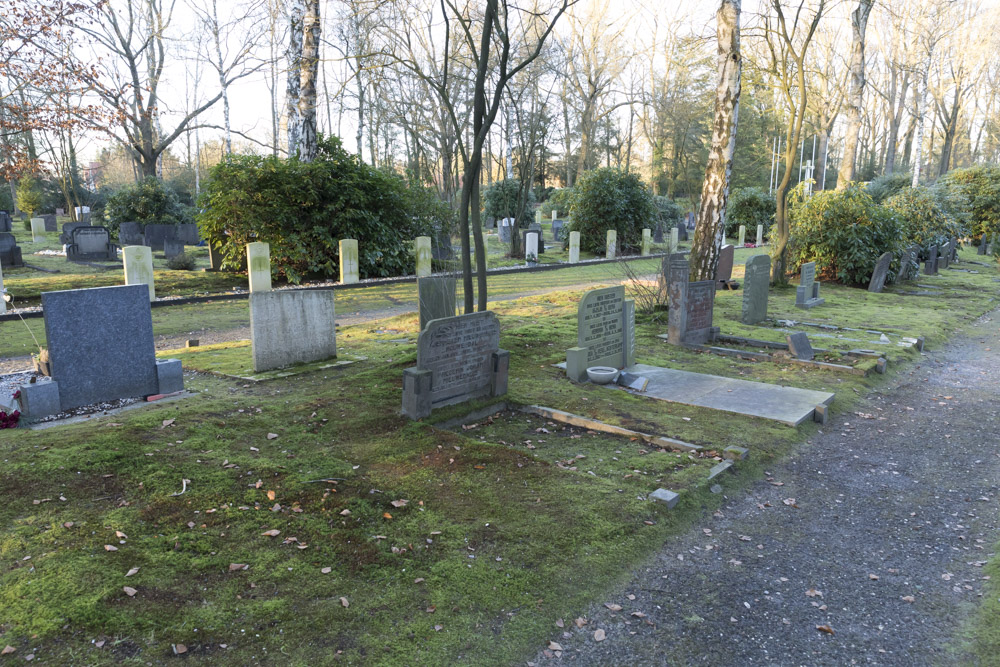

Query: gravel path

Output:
[534, 309, 1000, 666]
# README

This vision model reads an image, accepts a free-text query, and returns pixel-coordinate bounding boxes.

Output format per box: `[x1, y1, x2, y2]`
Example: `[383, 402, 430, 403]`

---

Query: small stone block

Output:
[155, 359, 184, 395]
[491, 349, 510, 397]
[786, 332, 814, 361]
[186, 339, 199, 348]
[649, 488, 680, 509]
[18, 380, 61, 421]
[813, 403, 828, 425]
[723, 446, 748, 461]
[565, 346, 589, 383]
[707, 460, 734, 481]
[875, 358, 888, 374]
[401, 368, 433, 420]
[916, 336, 925, 352]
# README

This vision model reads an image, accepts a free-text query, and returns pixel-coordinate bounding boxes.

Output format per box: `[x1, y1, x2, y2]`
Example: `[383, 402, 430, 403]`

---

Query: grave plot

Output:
[157, 340, 360, 382]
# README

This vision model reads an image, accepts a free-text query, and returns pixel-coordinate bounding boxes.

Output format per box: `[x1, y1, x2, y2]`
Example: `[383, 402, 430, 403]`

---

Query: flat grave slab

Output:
[621, 363, 834, 426]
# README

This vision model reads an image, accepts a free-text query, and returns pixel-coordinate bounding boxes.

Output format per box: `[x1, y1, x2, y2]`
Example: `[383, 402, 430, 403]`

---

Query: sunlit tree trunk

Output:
[836, 0, 873, 188]
[297, 0, 320, 161]
[285, 0, 305, 157]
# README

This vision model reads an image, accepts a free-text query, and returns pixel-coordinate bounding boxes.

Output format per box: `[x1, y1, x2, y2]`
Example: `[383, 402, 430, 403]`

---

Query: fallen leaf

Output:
[123, 586, 137, 597]
[805, 588, 823, 598]
[816, 625, 834, 635]
[339, 509, 351, 516]
[604, 603, 623, 612]
[321, 567, 332, 574]
[426, 606, 436, 613]
[383, 512, 393, 520]
[574, 617, 588, 628]
[434, 624, 443, 631]
[390, 499, 408, 508]
[594, 629, 606, 642]
[547, 641, 563, 651]
[173, 644, 187, 655]
[414, 578, 425, 584]
[783, 498, 798, 508]
[267, 490, 276, 501]
[942, 573, 953, 581]
[631, 611, 646, 618]
[267, 433, 279, 440]
[161, 418, 175, 429]
[104, 545, 118, 552]
[115, 531, 127, 539]
[63, 522, 74, 528]
[229, 563, 248, 571]
[261, 529, 281, 537]
[340, 597, 349, 608]
[555, 619, 564, 628]
[869, 574, 879, 580]
[1, 646, 15, 655]
[901, 595, 916, 603]
[95, 640, 105, 648]
[125, 567, 139, 577]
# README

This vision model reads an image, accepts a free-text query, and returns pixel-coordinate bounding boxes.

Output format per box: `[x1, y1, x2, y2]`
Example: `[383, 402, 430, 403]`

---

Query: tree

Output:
[835, 0, 873, 188]
[690, 0, 742, 282]
[296, 0, 321, 161]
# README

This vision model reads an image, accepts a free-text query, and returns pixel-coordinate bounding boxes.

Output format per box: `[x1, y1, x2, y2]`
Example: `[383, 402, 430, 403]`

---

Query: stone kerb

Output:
[402, 311, 508, 420]
[565, 285, 635, 382]
[250, 290, 337, 372]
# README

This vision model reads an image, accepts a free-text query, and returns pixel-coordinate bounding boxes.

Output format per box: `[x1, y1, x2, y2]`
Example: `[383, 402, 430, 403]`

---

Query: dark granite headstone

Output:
[59, 222, 88, 245]
[0, 211, 10, 233]
[979, 239, 988, 255]
[715, 244, 735, 283]
[143, 224, 180, 251]
[42, 214, 57, 232]
[667, 253, 716, 345]
[786, 332, 814, 361]
[119, 222, 144, 246]
[551, 220, 565, 242]
[41, 284, 160, 411]
[867, 251, 892, 293]
[0, 232, 24, 267]
[741, 254, 770, 324]
[676, 222, 688, 242]
[178, 223, 200, 245]
[899, 244, 920, 282]
[163, 238, 184, 258]
[925, 245, 939, 275]
[653, 222, 664, 243]
[418, 276, 456, 330]
[66, 226, 118, 261]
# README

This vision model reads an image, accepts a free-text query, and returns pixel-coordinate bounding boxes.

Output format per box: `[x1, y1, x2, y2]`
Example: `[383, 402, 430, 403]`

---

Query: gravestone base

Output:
[795, 283, 824, 309]
[17, 380, 61, 421]
[401, 350, 509, 420]
[156, 359, 184, 394]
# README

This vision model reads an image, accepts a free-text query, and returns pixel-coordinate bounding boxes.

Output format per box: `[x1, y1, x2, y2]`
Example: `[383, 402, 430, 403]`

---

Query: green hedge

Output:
[725, 187, 775, 240]
[104, 177, 191, 238]
[936, 166, 1000, 241]
[568, 168, 654, 255]
[883, 186, 961, 258]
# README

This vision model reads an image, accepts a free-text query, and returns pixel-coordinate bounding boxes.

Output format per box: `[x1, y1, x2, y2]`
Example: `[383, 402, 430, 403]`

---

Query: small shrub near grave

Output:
[937, 165, 1000, 241]
[166, 252, 196, 271]
[725, 187, 775, 239]
[104, 177, 191, 238]
[569, 168, 654, 255]
[789, 183, 903, 286]
[864, 172, 912, 204]
[883, 186, 961, 258]
[653, 195, 682, 235]
[16, 177, 43, 216]
[483, 178, 535, 225]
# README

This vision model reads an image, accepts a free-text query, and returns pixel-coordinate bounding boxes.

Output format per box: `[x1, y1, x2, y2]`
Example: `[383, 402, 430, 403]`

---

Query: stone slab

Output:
[741, 254, 770, 324]
[247, 242, 271, 292]
[649, 488, 680, 508]
[42, 284, 160, 411]
[249, 290, 337, 372]
[340, 239, 359, 284]
[418, 276, 456, 330]
[786, 332, 814, 360]
[623, 363, 835, 426]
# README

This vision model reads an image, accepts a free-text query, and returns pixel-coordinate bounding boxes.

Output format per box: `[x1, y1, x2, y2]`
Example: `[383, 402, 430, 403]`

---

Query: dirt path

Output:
[534, 310, 1000, 666]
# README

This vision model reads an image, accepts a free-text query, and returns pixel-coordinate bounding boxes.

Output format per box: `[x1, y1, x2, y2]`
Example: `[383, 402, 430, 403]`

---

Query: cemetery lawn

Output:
[0, 248, 997, 664]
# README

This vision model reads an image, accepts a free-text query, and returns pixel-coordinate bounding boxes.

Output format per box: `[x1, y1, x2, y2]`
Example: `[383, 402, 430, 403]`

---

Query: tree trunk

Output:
[690, 0, 741, 282]
[297, 0, 320, 162]
[285, 0, 305, 157]
[937, 87, 961, 176]
[884, 70, 909, 174]
[814, 128, 830, 190]
[911, 53, 932, 186]
[836, 0, 872, 188]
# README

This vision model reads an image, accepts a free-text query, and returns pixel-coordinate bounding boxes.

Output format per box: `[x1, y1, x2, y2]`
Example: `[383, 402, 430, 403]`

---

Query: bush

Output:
[483, 178, 535, 224]
[789, 184, 903, 286]
[652, 196, 681, 235]
[883, 186, 961, 258]
[569, 168, 655, 255]
[166, 252, 196, 271]
[16, 177, 43, 216]
[726, 187, 775, 239]
[198, 136, 436, 283]
[104, 177, 190, 238]
[865, 172, 912, 204]
[936, 166, 1000, 240]
[539, 187, 574, 219]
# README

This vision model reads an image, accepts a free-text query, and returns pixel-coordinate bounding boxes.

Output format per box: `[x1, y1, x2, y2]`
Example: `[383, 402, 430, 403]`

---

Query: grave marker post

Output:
[339, 239, 359, 284]
[247, 242, 272, 293]
[123, 245, 155, 301]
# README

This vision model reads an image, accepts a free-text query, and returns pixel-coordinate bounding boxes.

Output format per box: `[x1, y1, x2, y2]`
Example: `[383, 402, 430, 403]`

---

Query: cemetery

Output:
[4, 0, 1000, 664]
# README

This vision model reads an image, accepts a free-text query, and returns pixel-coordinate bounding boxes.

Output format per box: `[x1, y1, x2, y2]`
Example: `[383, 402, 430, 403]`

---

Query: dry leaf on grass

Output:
[340, 597, 349, 608]
[125, 568, 139, 577]
[2, 646, 15, 655]
[261, 529, 281, 537]
[321, 567, 332, 574]
[267, 433, 279, 440]
[390, 499, 408, 508]
[123, 586, 137, 597]
[604, 603, 623, 612]
[594, 629, 606, 642]
[229, 563, 248, 572]
[104, 545, 118, 552]
[547, 641, 563, 651]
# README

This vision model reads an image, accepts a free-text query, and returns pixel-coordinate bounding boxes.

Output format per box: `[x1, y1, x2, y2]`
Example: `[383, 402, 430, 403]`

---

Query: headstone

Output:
[402, 311, 509, 419]
[30, 217, 46, 242]
[641, 228, 651, 256]
[143, 224, 179, 251]
[899, 244, 920, 282]
[42, 214, 57, 232]
[249, 290, 337, 372]
[669, 227, 679, 253]
[80, 210, 92, 224]
[208, 241, 224, 271]
[786, 332, 814, 361]
[979, 239, 988, 255]
[66, 226, 118, 261]
[552, 210, 558, 222]
[123, 245, 155, 301]
[741, 254, 771, 324]
[687, 212, 696, 229]
[0, 232, 24, 267]
[950, 236, 958, 261]
[40, 284, 170, 411]
[867, 251, 892, 293]
[498, 218, 514, 244]
[666, 253, 716, 345]
[756, 224, 764, 245]
[55, 208, 64, 216]
[247, 242, 271, 292]
[564, 285, 635, 382]
[939, 241, 950, 269]
[177, 223, 200, 245]
[606, 229, 617, 259]
[551, 220, 565, 242]
[653, 222, 664, 243]
[535, 209, 542, 225]
[525, 231, 539, 261]
[568, 231, 581, 263]
[59, 222, 88, 245]
[676, 222, 688, 242]
[794, 262, 824, 309]
[715, 244, 735, 283]
[418, 276, 456, 330]
[738, 225, 746, 246]
[119, 222, 144, 246]
[339, 239, 359, 284]
[163, 238, 184, 259]
[925, 245, 939, 275]
[415, 236, 433, 277]
[525, 223, 544, 254]
[0, 211, 10, 232]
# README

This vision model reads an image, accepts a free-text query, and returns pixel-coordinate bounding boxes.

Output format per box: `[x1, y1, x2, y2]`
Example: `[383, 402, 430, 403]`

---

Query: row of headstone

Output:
[666, 253, 717, 345]
[564, 285, 635, 382]
[143, 223, 200, 253]
[0, 232, 23, 268]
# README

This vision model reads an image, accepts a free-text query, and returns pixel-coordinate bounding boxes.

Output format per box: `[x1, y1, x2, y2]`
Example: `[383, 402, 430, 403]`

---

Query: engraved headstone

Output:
[667, 253, 716, 345]
[741, 254, 771, 324]
[867, 251, 893, 293]
[42, 214, 57, 232]
[738, 225, 746, 246]
[524, 223, 544, 254]
[250, 290, 337, 372]
[208, 240, 224, 271]
[716, 244, 735, 283]
[606, 229, 617, 259]
[402, 311, 509, 419]
[67, 226, 118, 261]
[247, 242, 272, 292]
[59, 222, 88, 245]
[535, 209, 542, 225]
[552, 209, 558, 222]
[498, 218, 514, 243]
[30, 217, 46, 242]
[0, 232, 24, 267]
[653, 222, 664, 243]
[979, 239, 988, 255]
[123, 245, 155, 301]
[641, 228, 651, 256]
[551, 219, 565, 242]
[418, 276, 456, 330]
[340, 239, 359, 284]
[415, 236, 433, 277]
[565, 285, 635, 382]
[568, 231, 581, 263]
[786, 332, 814, 361]
[950, 236, 958, 261]
[795, 262, 824, 309]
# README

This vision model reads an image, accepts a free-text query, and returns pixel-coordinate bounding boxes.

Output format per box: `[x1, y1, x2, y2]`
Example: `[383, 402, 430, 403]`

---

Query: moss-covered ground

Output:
[0, 246, 996, 664]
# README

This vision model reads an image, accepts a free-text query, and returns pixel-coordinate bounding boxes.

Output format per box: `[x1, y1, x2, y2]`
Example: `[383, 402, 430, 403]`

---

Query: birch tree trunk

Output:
[690, 0, 742, 282]
[210, 0, 231, 154]
[297, 0, 320, 161]
[912, 53, 932, 186]
[285, 0, 305, 157]
[836, 0, 873, 188]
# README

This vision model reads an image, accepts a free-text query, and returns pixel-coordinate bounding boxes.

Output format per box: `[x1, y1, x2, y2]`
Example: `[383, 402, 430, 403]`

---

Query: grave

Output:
[415, 236, 432, 277]
[568, 231, 580, 263]
[867, 251, 892, 293]
[756, 224, 764, 245]
[795, 262, 824, 309]
[676, 221, 688, 242]
[498, 218, 514, 244]
[143, 224, 179, 251]
[247, 242, 272, 292]
[535, 210, 542, 224]
[523, 225, 544, 255]
[939, 241, 951, 269]
[786, 332, 814, 360]
[66, 226, 119, 261]
[950, 236, 958, 261]
[250, 290, 337, 372]
[653, 222, 664, 243]
[0, 232, 25, 268]
[670, 227, 679, 253]
[737, 225, 746, 246]
[666, 253, 717, 345]
[925, 245, 939, 275]
[418, 276, 456, 330]
[715, 244, 735, 287]
[564, 285, 635, 382]
[741, 254, 770, 324]
[551, 219, 565, 242]
[30, 217, 46, 242]
[641, 228, 651, 256]
[340, 239, 359, 283]
[606, 229, 617, 259]
[401, 311, 509, 420]
[0, 210, 11, 232]
[119, 222, 144, 246]
[979, 239, 988, 255]
[551, 210, 558, 221]
[17, 284, 183, 420]
[59, 222, 88, 245]
[163, 238, 184, 259]
[208, 241, 225, 271]
[42, 214, 57, 232]
[55, 208, 64, 216]
[123, 245, 155, 301]
[525, 231, 539, 261]
[178, 223, 200, 245]
[899, 244, 920, 281]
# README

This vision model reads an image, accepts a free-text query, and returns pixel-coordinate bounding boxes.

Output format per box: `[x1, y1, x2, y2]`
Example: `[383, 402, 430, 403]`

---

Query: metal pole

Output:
[769, 136, 778, 192]
[798, 138, 805, 183]
[821, 143, 830, 190]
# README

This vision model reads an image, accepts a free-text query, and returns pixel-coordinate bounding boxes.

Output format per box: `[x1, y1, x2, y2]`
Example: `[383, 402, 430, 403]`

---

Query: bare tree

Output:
[835, 0, 873, 187]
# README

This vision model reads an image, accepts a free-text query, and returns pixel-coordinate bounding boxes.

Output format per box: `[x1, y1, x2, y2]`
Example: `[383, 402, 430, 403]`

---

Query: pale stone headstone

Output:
[565, 285, 635, 382]
[867, 251, 892, 293]
[716, 244, 735, 282]
[31, 217, 45, 242]
[669, 227, 679, 253]
[795, 262, 824, 308]
[339, 239, 359, 284]
[415, 236, 432, 277]
[568, 231, 581, 263]
[525, 231, 539, 261]
[250, 290, 337, 372]
[738, 225, 746, 246]
[786, 332, 814, 361]
[756, 224, 764, 245]
[526, 223, 545, 254]
[666, 253, 716, 345]
[247, 242, 272, 293]
[552, 210, 558, 222]
[606, 230, 617, 259]
[123, 245, 155, 301]
[418, 276, 456, 330]
[402, 311, 509, 420]
[741, 254, 770, 325]
[641, 228, 651, 256]
[0, 260, 5, 314]
[535, 209, 542, 225]
[498, 218, 514, 243]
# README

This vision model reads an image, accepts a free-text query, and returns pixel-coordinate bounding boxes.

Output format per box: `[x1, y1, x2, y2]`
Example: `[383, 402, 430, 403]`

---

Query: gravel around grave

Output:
[0, 371, 142, 423]
[533, 308, 1000, 666]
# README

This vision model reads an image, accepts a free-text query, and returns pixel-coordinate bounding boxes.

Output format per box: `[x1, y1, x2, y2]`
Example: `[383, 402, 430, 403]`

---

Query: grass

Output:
[157, 340, 360, 381]
[0, 246, 996, 664]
